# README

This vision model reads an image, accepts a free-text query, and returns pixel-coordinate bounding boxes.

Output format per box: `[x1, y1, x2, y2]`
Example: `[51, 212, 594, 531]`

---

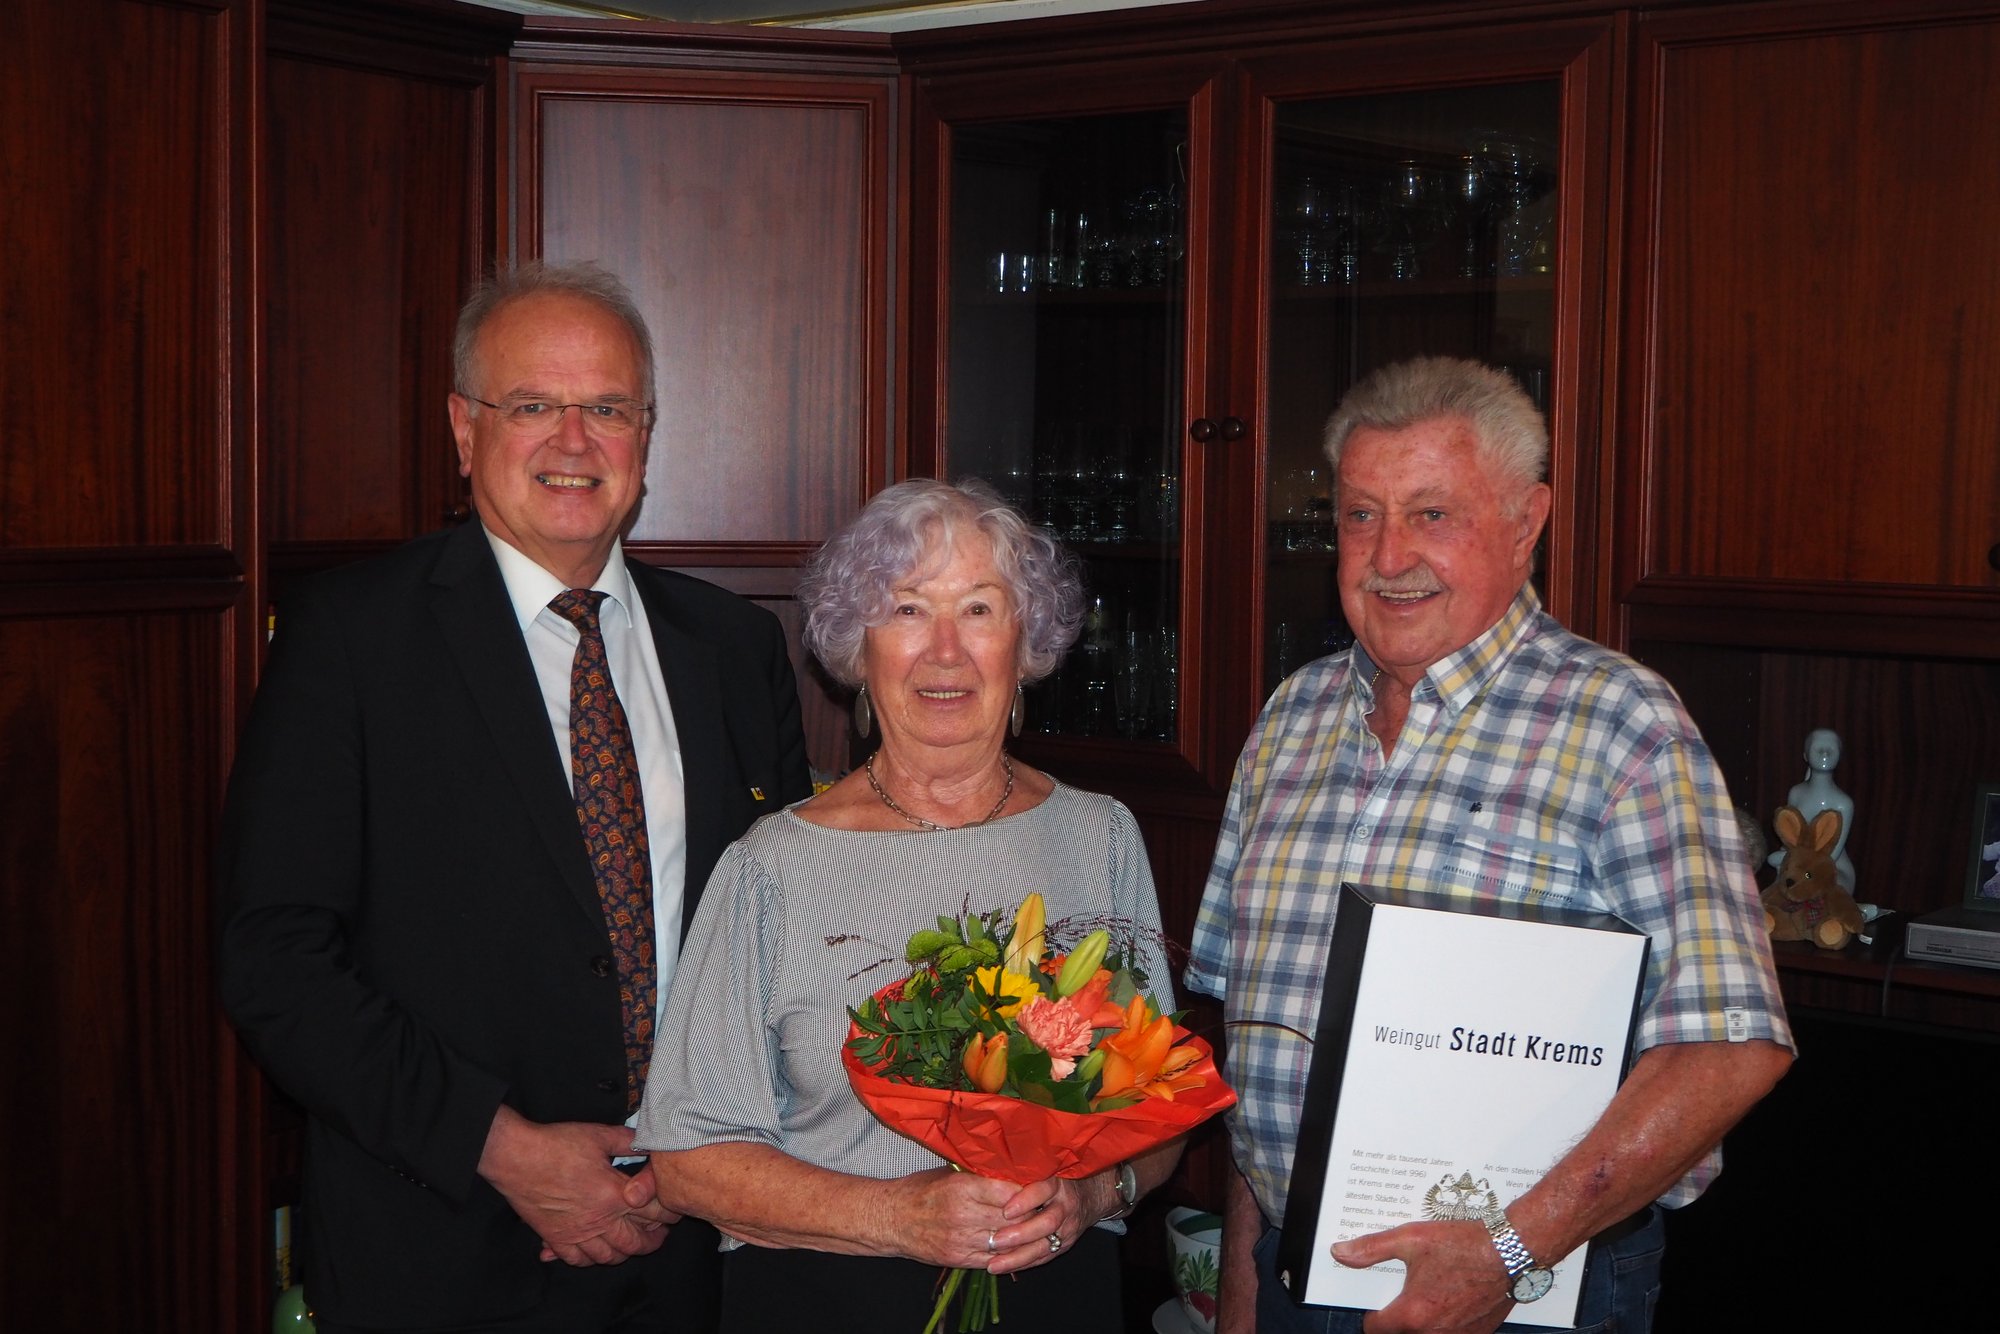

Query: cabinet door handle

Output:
[1190, 416, 1248, 443]
[444, 503, 472, 524]
[1189, 417, 1218, 443]
[1221, 416, 1247, 441]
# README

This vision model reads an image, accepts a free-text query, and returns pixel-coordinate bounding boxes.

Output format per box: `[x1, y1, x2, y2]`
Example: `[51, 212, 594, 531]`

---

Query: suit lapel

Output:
[427, 521, 602, 928]
[631, 566, 730, 936]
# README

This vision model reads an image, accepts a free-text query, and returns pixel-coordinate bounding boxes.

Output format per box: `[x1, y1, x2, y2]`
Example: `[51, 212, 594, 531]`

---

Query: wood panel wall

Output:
[1619, 1, 2000, 931]
[1633, 9, 2000, 594]
[0, 0, 262, 1327]
[265, 33, 492, 549]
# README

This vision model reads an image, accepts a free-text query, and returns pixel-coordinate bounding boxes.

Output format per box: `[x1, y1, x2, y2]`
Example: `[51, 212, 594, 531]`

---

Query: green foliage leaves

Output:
[846, 897, 1159, 1106]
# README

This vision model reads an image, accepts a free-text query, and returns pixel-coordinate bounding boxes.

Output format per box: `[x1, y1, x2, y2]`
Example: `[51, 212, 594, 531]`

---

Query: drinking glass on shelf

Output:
[1159, 185, 1186, 281]
[1088, 227, 1125, 287]
[1031, 423, 1064, 533]
[1114, 626, 1155, 739]
[988, 251, 1016, 295]
[1382, 161, 1439, 281]
[1153, 471, 1180, 541]
[1061, 454, 1098, 543]
[1040, 207, 1065, 289]
[1066, 210, 1093, 289]
[1285, 175, 1329, 286]
[1071, 594, 1115, 735]
[1328, 182, 1365, 285]
[1098, 445, 1137, 543]
[1455, 151, 1494, 278]
[1487, 139, 1551, 278]
[1121, 188, 1172, 288]
[1152, 626, 1178, 742]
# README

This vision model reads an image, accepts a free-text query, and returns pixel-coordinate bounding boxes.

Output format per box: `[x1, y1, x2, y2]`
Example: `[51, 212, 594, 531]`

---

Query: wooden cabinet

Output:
[1615, 0, 2000, 941]
[1231, 17, 1619, 739]
[902, 0, 2000, 1020]
[507, 22, 901, 778]
[900, 16, 1619, 963]
[907, 58, 1225, 807]
[898, 17, 1620, 1275]
[1621, 1, 2000, 602]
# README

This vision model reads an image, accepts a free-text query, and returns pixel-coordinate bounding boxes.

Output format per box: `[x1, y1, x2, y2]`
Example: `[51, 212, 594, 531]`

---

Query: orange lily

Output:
[1066, 967, 1122, 1029]
[1094, 995, 1205, 1104]
[962, 1032, 1008, 1093]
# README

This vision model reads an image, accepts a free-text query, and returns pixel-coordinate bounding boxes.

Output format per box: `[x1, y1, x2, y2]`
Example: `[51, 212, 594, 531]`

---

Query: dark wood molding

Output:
[512, 15, 895, 74]
[268, 0, 519, 78]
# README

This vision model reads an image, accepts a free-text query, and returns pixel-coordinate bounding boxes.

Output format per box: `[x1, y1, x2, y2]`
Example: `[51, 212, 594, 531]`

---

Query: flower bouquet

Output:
[843, 892, 1235, 1333]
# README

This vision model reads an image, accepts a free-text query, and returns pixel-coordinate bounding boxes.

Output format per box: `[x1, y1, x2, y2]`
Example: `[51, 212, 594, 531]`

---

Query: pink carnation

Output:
[1016, 995, 1096, 1079]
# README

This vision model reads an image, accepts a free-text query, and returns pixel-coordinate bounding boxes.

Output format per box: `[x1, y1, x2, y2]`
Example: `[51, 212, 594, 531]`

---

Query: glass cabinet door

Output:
[1261, 82, 1561, 695]
[941, 111, 1190, 743]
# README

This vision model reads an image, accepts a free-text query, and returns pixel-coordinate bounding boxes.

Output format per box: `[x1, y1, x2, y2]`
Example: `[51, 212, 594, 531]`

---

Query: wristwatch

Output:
[1102, 1161, 1139, 1221]
[1483, 1208, 1555, 1303]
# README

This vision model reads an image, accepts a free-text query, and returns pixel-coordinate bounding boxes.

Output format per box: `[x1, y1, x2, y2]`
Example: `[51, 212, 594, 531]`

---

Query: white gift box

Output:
[1278, 883, 1648, 1329]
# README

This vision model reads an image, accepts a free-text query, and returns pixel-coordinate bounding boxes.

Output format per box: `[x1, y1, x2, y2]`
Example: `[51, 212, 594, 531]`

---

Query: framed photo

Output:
[1968, 782, 2000, 910]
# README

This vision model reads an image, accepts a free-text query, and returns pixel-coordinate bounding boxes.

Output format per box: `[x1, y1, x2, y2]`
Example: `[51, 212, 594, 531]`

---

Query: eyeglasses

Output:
[463, 395, 652, 439]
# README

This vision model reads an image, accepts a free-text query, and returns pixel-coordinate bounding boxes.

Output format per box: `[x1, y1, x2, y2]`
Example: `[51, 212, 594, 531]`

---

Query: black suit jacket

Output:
[218, 520, 811, 1326]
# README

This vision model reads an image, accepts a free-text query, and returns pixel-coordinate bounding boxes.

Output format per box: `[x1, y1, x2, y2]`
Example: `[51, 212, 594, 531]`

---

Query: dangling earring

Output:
[854, 686, 873, 739]
[1009, 683, 1025, 738]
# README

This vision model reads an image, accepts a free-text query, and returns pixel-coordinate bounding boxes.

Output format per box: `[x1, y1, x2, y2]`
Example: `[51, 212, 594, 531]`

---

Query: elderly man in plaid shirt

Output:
[1186, 357, 1792, 1334]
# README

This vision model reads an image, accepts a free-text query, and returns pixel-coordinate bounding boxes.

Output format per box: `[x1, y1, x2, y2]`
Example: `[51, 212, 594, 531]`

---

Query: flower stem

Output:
[922, 1267, 962, 1334]
[921, 1265, 1003, 1334]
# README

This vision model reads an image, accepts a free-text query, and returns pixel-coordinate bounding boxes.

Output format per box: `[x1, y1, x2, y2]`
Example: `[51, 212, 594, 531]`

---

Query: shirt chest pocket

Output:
[1443, 819, 1588, 908]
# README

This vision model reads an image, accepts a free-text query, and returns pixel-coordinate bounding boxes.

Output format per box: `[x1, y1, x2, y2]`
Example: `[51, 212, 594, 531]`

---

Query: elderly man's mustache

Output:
[1361, 567, 1444, 596]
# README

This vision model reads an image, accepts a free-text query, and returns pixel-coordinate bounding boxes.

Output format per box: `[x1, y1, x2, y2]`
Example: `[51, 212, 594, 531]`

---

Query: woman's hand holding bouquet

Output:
[843, 892, 1235, 1332]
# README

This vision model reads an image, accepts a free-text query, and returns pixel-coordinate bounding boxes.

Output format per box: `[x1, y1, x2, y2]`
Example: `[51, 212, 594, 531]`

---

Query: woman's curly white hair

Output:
[799, 478, 1084, 688]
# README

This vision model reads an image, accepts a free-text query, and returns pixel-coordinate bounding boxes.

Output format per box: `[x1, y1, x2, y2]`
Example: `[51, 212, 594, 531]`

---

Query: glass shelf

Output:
[944, 109, 1190, 746]
[1261, 80, 1561, 696]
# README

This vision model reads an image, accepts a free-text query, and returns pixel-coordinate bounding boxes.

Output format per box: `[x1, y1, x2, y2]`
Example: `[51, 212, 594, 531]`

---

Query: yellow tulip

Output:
[962, 1032, 1009, 1093]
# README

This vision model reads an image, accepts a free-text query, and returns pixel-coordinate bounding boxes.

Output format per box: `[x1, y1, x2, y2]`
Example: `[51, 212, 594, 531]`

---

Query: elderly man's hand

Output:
[1332, 1219, 1515, 1334]
[478, 1105, 676, 1266]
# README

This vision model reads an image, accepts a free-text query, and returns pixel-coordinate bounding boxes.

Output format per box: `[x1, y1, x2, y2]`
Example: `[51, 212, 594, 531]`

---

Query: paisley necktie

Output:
[549, 589, 655, 1113]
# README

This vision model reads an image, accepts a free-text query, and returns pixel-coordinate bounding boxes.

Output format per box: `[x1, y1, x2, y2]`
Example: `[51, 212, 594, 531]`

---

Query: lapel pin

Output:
[750, 786, 766, 801]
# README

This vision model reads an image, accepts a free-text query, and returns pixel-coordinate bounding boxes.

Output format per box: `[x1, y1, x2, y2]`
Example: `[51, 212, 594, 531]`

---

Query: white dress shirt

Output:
[485, 532, 690, 1073]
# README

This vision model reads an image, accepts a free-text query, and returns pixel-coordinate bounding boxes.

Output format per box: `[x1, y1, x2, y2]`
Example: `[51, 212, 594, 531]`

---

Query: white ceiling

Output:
[462, 0, 1199, 34]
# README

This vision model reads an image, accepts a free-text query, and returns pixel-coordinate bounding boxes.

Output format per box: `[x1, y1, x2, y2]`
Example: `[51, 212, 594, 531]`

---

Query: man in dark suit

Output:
[219, 262, 812, 1333]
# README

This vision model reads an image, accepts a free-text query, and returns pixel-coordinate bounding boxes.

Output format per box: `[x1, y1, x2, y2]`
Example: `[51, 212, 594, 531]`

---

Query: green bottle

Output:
[272, 1283, 314, 1332]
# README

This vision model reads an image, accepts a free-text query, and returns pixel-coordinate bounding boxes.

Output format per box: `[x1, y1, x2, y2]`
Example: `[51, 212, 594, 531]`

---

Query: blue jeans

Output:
[1252, 1208, 1665, 1334]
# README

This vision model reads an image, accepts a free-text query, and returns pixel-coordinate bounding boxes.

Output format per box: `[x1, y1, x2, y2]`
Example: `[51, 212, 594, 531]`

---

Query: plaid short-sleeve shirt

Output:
[1184, 587, 1791, 1222]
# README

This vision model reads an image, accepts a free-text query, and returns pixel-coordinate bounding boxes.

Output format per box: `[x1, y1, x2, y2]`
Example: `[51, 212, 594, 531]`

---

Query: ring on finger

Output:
[985, 1230, 997, 1254]
[1047, 1232, 1062, 1254]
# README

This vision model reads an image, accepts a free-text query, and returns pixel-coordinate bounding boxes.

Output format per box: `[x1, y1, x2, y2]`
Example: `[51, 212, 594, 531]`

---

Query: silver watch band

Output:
[1102, 1160, 1139, 1221]
[1486, 1214, 1537, 1277]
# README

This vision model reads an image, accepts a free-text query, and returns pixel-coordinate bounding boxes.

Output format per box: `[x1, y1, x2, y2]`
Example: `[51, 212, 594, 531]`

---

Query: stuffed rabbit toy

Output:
[1762, 805, 1866, 949]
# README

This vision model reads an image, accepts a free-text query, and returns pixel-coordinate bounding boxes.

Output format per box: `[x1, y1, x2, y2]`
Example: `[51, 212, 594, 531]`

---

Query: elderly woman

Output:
[636, 478, 1181, 1330]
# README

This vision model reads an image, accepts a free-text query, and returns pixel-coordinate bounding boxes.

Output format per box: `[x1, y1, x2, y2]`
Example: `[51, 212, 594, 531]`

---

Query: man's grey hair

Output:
[452, 261, 657, 409]
[1322, 356, 1548, 503]
[799, 478, 1084, 689]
